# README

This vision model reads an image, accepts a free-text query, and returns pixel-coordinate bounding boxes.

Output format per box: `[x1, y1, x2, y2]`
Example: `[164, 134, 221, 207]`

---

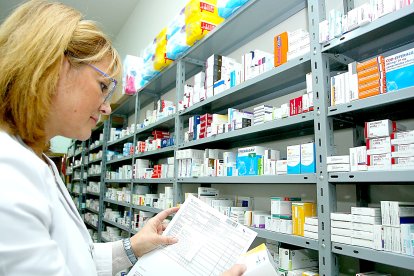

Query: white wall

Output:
[50, 136, 72, 154]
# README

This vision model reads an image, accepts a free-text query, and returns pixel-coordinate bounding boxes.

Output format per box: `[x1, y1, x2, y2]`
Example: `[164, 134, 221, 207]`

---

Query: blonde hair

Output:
[0, 0, 121, 153]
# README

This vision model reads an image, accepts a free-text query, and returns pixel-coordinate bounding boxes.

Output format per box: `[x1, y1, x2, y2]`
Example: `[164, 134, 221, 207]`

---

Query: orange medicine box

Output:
[292, 202, 317, 236]
[358, 78, 387, 92]
[358, 71, 386, 86]
[357, 64, 385, 79]
[274, 32, 288, 67]
[356, 56, 385, 72]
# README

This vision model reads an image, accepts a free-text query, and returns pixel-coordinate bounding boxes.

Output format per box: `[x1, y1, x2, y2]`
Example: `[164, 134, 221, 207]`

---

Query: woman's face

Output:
[46, 57, 113, 141]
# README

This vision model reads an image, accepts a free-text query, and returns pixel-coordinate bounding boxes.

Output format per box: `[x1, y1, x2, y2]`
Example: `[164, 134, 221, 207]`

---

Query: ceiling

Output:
[0, 0, 140, 38]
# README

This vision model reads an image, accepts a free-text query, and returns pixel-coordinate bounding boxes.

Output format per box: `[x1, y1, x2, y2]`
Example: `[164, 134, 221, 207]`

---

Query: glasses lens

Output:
[104, 81, 117, 103]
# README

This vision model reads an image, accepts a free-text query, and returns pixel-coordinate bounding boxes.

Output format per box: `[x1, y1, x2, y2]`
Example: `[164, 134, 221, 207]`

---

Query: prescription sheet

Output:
[127, 195, 257, 276]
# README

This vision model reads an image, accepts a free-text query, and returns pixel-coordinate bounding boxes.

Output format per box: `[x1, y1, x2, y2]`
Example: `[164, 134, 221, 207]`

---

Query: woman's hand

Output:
[221, 264, 247, 276]
[130, 207, 179, 257]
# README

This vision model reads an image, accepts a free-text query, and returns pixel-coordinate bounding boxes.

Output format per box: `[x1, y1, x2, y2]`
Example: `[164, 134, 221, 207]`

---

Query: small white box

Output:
[352, 214, 382, 224]
[350, 146, 368, 172]
[331, 220, 353, 229]
[276, 160, 288, 175]
[304, 231, 318, 240]
[364, 119, 406, 139]
[305, 217, 318, 226]
[331, 234, 352, 244]
[327, 155, 350, 164]
[331, 212, 352, 221]
[304, 224, 318, 233]
[366, 137, 392, 155]
[327, 163, 351, 172]
[331, 227, 352, 237]
[351, 207, 381, 217]
[352, 230, 374, 240]
[353, 223, 376, 232]
[391, 144, 414, 158]
[352, 238, 375, 248]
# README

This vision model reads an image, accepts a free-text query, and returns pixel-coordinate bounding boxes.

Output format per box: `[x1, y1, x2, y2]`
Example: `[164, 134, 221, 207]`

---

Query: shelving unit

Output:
[64, 0, 414, 274]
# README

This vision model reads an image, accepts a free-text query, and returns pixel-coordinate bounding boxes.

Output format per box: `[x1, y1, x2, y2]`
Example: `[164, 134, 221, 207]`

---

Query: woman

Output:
[0, 1, 246, 275]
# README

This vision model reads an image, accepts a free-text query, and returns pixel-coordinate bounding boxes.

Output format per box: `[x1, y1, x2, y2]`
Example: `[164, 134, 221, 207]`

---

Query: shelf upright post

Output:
[79, 141, 87, 213]
[343, 0, 354, 14]
[98, 119, 109, 242]
[308, 0, 338, 275]
[174, 59, 186, 206]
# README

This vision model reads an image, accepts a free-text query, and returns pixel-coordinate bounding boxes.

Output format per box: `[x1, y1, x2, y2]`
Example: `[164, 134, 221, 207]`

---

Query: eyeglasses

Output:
[88, 64, 117, 104]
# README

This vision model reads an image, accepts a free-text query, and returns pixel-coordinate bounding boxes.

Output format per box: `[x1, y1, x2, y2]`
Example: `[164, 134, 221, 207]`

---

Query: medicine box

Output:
[236, 146, 266, 176]
[385, 47, 414, 92]
[278, 248, 318, 271]
[300, 142, 316, 173]
[287, 145, 301, 174]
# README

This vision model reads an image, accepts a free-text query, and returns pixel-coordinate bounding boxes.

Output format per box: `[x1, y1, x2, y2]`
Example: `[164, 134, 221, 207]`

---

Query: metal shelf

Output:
[89, 144, 103, 152]
[86, 207, 99, 214]
[136, 115, 176, 136]
[84, 221, 98, 230]
[87, 173, 101, 178]
[106, 155, 133, 165]
[177, 174, 316, 184]
[105, 179, 131, 183]
[329, 171, 414, 183]
[86, 191, 100, 197]
[181, 54, 311, 115]
[322, 5, 414, 61]
[88, 158, 102, 165]
[134, 146, 175, 159]
[251, 228, 318, 250]
[102, 218, 130, 232]
[137, 0, 307, 108]
[72, 165, 82, 170]
[332, 242, 414, 271]
[131, 205, 163, 213]
[328, 87, 414, 120]
[107, 133, 135, 147]
[103, 198, 131, 208]
[133, 178, 175, 184]
[178, 112, 314, 149]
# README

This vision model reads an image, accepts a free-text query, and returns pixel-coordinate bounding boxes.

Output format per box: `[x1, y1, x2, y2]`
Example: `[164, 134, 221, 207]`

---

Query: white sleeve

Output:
[93, 241, 132, 276]
[0, 161, 71, 275]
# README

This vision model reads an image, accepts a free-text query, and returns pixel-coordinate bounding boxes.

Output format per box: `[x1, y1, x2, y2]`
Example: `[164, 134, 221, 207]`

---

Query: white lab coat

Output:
[0, 131, 113, 275]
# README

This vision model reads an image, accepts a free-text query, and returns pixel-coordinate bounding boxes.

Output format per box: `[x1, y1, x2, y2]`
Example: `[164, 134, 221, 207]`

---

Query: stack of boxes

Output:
[292, 202, 317, 237]
[331, 212, 353, 245]
[176, 149, 204, 177]
[330, 204, 414, 254]
[391, 130, 414, 170]
[365, 119, 406, 171]
[270, 197, 301, 235]
[304, 217, 319, 240]
[253, 105, 273, 126]
[356, 56, 386, 99]
[381, 201, 414, 254]
[199, 113, 213, 139]
[351, 207, 383, 250]
[206, 54, 222, 98]
[327, 155, 350, 172]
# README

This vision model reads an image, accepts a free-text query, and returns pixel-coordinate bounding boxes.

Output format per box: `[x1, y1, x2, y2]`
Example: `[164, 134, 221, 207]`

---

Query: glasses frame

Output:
[88, 64, 117, 104]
